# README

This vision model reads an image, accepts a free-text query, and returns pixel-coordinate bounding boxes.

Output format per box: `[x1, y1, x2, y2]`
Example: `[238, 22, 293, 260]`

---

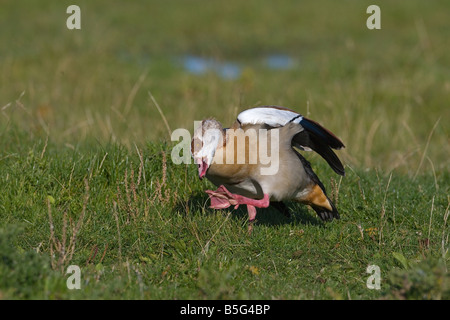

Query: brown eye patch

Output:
[191, 137, 203, 154]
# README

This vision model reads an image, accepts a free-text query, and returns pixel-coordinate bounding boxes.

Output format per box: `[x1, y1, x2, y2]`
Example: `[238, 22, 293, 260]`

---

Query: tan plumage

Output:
[191, 106, 345, 227]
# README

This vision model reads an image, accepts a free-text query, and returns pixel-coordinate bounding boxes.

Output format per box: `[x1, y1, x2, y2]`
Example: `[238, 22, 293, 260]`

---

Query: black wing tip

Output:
[316, 209, 340, 221]
[333, 164, 346, 176]
[312, 200, 340, 222]
[300, 117, 345, 150]
[315, 143, 346, 176]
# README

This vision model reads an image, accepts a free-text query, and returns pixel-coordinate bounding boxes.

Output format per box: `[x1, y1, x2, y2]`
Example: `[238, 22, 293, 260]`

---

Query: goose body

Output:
[191, 106, 345, 227]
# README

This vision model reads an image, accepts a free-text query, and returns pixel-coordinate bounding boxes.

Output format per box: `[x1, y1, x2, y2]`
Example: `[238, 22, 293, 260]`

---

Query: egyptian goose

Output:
[191, 106, 345, 230]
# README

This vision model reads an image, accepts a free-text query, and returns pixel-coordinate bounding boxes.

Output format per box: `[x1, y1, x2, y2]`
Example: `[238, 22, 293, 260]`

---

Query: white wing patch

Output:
[237, 107, 303, 127]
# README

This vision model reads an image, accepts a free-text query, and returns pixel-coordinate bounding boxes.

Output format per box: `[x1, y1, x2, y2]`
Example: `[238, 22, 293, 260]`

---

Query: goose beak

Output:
[196, 158, 208, 179]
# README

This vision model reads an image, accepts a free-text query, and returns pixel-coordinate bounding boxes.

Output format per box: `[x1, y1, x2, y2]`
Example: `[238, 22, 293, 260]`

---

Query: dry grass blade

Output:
[134, 143, 144, 187]
[124, 70, 148, 116]
[427, 196, 435, 248]
[47, 179, 90, 272]
[112, 201, 122, 266]
[203, 212, 232, 256]
[379, 172, 393, 246]
[148, 91, 172, 138]
[442, 198, 449, 261]
[413, 118, 440, 180]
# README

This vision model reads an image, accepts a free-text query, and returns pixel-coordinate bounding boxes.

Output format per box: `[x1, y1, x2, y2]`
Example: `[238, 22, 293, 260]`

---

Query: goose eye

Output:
[192, 139, 203, 153]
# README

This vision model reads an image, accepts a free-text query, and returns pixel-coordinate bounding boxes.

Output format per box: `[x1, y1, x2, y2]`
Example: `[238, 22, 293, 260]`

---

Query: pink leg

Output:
[247, 205, 257, 234]
[205, 185, 270, 228]
[205, 185, 269, 210]
[205, 185, 238, 209]
[247, 205, 258, 222]
[232, 193, 270, 209]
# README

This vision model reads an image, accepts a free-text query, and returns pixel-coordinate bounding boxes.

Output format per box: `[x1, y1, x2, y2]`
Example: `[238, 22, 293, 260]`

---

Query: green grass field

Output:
[0, 0, 449, 300]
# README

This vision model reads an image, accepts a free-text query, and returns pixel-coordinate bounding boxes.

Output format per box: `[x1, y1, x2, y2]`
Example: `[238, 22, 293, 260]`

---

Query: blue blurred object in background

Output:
[265, 54, 295, 70]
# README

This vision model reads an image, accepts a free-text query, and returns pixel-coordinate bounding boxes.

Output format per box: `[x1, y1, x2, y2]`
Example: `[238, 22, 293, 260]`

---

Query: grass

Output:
[0, 0, 449, 299]
[1, 140, 448, 299]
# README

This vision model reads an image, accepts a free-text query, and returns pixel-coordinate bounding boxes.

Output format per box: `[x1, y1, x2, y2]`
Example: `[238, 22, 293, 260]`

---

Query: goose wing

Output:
[237, 106, 345, 176]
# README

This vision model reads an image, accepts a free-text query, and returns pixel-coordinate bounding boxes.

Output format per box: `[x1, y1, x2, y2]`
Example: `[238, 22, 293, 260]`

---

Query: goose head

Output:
[191, 119, 223, 179]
